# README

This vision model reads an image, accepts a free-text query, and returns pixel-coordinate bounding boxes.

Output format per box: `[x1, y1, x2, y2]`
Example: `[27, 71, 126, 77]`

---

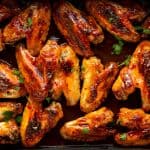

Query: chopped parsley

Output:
[143, 29, 150, 35]
[120, 133, 127, 141]
[134, 26, 150, 35]
[112, 36, 124, 55]
[15, 115, 22, 124]
[81, 127, 90, 134]
[45, 97, 51, 104]
[23, 17, 33, 29]
[13, 69, 24, 84]
[119, 55, 131, 67]
[3, 111, 14, 121]
[14, 86, 20, 91]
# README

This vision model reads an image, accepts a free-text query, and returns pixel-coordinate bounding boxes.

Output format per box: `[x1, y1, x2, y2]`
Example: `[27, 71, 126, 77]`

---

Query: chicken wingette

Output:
[60, 107, 115, 142]
[0, 102, 23, 121]
[86, 0, 140, 42]
[115, 108, 150, 146]
[80, 57, 118, 113]
[16, 40, 60, 102]
[3, 1, 51, 56]
[20, 98, 63, 147]
[53, 1, 104, 57]
[0, 120, 20, 144]
[59, 44, 80, 106]
[0, 61, 26, 98]
[112, 41, 150, 112]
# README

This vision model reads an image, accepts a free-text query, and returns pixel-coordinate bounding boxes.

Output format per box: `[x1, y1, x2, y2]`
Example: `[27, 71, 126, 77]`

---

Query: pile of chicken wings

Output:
[0, 0, 149, 147]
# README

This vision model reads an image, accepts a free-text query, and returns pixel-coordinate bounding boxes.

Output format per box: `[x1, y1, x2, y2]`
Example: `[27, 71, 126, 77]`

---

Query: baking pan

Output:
[0, 0, 150, 149]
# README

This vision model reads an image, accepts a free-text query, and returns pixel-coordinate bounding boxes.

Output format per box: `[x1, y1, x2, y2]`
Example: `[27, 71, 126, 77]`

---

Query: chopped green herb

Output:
[19, 75, 24, 84]
[13, 69, 24, 83]
[27, 17, 32, 27]
[112, 44, 123, 55]
[143, 29, 150, 35]
[15, 115, 22, 124]
[119, 55, 131, 67]
[14, 86, 20, 91]
[120, 133, 127, 141]
[3, 111, 14, 121]
[45, 97, 51, 104]
[134, 26, 143, 32]
[81, 127, 90, 134]
[13, 69, 20, 76]
[109, 17, 114, 23]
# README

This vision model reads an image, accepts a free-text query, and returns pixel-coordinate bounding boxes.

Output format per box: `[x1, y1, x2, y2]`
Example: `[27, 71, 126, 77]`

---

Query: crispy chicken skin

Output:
[86, 0, 140, 42]
[59, 44, 80, 106]
[53, 1, 104, 57]
[16, 40, 60, 102]
[80, 57, 118, 113]
[117, 108, 150, 130]
[115, 108, 150, 146]
[3, 1, 51, 56]
[112, 41, 150, 112]
[0, 102, 23, 121]
[20, 99, 63, 147]
[0, 120, 20, 144]
[0, 61, 26, 98]
[60, 107, 115, 142]
[0, 4, 11, 23]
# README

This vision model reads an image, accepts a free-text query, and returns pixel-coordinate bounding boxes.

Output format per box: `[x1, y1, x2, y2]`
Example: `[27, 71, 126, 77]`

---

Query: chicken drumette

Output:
[115, 108, 150, 146]
[53, 1, 104, 57]
[112, 41, 150, 112]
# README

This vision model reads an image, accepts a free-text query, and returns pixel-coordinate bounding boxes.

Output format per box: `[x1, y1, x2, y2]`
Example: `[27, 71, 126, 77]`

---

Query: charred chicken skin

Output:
[86, 0, 140, 42]
[0, 61, 26, 98]
[20, 98, 63, 147]
[16, 40, 60, 102]
[53, 1, 104, 57]
[115, 108, 150, 146]
[80, 57, 118, 113]
[3, 1, 51, 56]
[60, 107, 115, 142]
[112, 41, 150, 112]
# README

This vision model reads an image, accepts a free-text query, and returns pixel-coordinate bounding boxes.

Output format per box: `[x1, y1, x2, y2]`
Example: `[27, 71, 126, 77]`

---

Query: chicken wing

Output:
[0, 102, 23, 121]
[0, 120, 20, 144]
[86, 0, 140, 42]
[80, 57, 118, 113]
[59, 44, 80, 106]
[60, 107, 115, 142]
[112, 41, 150, 112]
[53, 1, 104, 57]
[16, 40, 60, 101]
[3, 1, 51, 56]
[20, 98, 63, 147]
[0, 61, 26, 98]
[115, 108, 150, 146]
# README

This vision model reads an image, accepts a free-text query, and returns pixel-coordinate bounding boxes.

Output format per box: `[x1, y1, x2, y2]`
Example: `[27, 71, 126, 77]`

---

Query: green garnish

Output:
[14, 86, 20, 91]
[143, 29, 150, 35]
[3, 111, 14, 122]
[45, 97, 51, 104]
[13, 69, 24, 84]
[120, 133, 127, 141]
[23, 17, 32, 29]
[81, 127, 90, 134]
[15, 115, 22, 124]
[109, 17, 114, 23]
[134, 26, 143, 32]
[112, 36, 124, 55]
[119, 55, 131, 67]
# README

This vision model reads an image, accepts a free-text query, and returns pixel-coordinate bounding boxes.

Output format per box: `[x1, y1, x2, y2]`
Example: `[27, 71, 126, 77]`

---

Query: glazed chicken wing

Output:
[86, 0, 140, 42]
[0, 61, 26, 98]
[16, 40, 60, 101]
[20, 98, 63, 147]
[115, 108, 150, 146]
[80, 57, 118, 113]
[0, 102, 23, 121]
[60, 107, 115, 142]
[112, 41, 150, 112]
[59, 44, 80, 106]
[0, 120, 20, 144]
[53, 1, 104, 57]
[3, 1, 51, 56]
